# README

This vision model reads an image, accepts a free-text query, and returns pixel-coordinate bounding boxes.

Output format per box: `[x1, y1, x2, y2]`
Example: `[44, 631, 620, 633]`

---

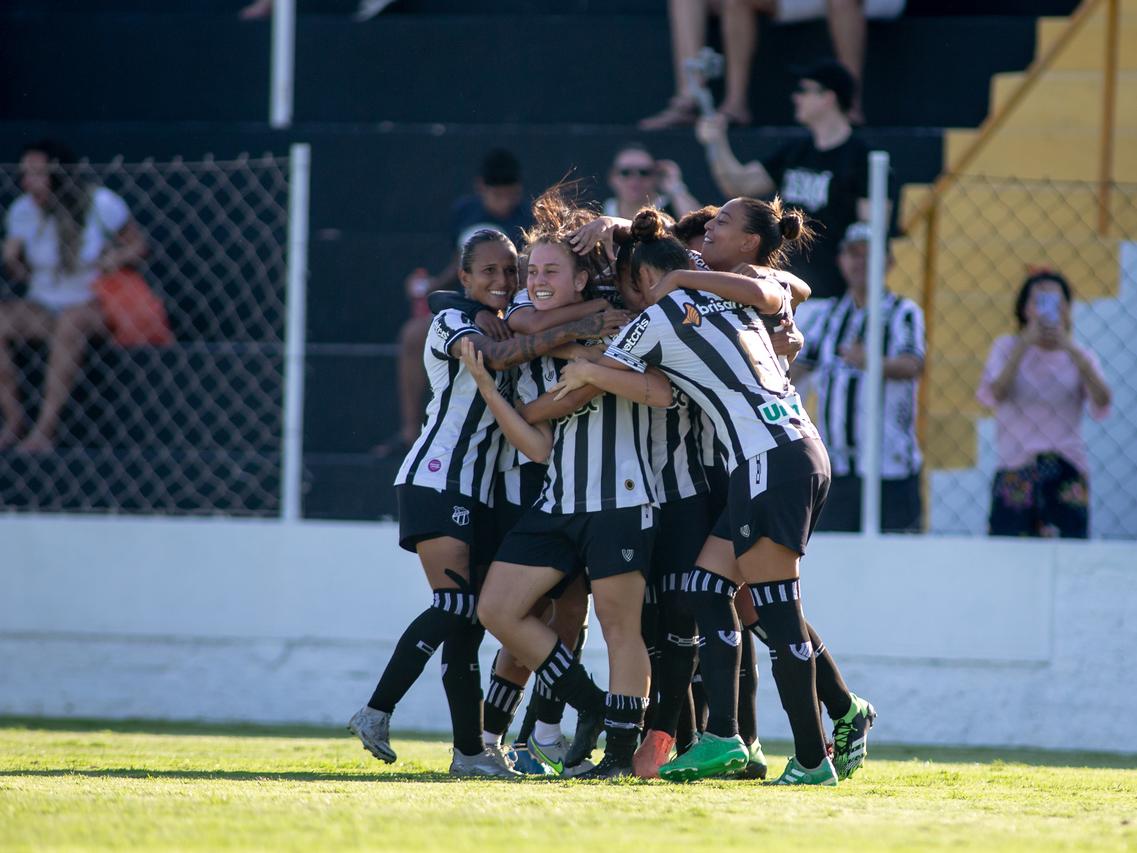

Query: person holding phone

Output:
[976, 271, 1112, 538]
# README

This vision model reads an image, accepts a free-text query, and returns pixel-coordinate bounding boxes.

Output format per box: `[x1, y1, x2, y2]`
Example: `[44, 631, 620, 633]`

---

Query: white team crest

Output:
[451, 506, 470, 526]
[740, 524, 751, 538]
[717, 630, 742, 647]
[790, 642, 814, 661]
[621, 549, 635, 562]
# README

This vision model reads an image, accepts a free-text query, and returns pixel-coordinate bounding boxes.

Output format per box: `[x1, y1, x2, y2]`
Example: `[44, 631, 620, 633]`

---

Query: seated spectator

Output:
[601, 143, 701, 223]
[638, 0, 903, 130]
[375, 149, 532, 459]
[0, 140, 148, 453]
[792, 222, 925, 532]
[976, 271, 1112, 539]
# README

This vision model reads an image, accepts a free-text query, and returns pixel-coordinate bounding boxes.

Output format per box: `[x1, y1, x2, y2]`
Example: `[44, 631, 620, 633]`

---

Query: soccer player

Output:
[469, 194, 675, 779]
[347, 229, 626, 777]
[555, 199, 873, 784]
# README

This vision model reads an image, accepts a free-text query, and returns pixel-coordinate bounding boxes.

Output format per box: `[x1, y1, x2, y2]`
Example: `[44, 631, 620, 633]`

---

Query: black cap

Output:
[791, 59, 855, 113]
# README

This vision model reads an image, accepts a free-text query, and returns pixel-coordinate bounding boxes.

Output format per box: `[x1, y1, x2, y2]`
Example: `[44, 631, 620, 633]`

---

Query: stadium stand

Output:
[0, 0, 1088, 520]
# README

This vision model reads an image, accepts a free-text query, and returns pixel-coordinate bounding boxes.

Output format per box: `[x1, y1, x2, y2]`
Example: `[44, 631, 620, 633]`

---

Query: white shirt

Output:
[4, 188, 131, 311]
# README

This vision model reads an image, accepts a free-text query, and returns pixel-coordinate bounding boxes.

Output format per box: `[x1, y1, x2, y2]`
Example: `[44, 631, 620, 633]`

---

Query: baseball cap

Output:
[840, 222, 872, 247]
[792, 59, 856, 113]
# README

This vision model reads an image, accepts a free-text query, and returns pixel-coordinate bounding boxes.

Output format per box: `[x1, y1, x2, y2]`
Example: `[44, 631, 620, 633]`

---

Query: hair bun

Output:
[631, 207, 669, 242]
[778, 209, 804, 241]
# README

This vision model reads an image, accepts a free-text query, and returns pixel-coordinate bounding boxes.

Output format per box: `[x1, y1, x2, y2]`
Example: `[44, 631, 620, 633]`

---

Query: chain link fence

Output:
[0, 155, 291, 515]
[892, 176, 1137, 539]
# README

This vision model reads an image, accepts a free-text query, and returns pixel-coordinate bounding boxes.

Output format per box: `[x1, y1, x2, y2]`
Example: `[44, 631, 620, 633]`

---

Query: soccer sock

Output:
[807, 622, 853, 720]
[367, 589, 476, 713]
[676, 686, 698, 753]
[751, 579, 826, 769]
[692, 665, 708, 732]
[641, 596, 661, 734]
[737, 629, 758, 746]
[440, 621, 486, 757]
[603, 693, 648, 763]
[683, 567, 741, 739]
[533, 641, 605, 714]
[483, 672, 525, 741]
[650, 595, 699, 738]
[533, 720, 563, 745]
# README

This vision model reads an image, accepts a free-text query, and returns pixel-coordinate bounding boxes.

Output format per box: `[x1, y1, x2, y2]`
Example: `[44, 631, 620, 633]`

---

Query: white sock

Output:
[482, 730, 501, 748]
[533, 721, 562, 745]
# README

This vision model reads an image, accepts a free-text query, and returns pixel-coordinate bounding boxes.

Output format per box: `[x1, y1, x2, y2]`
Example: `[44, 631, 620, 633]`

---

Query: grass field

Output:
[1, 718, 1134, 851]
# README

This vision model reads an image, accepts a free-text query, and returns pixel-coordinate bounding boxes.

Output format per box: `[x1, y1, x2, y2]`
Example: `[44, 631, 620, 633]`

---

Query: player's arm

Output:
[458, 338, 553, 463]
[506, 297, 613, 335]
[428, 290, 511, 340]
[519, 385, 603, 425]
[550, 357, 673, 408]
[466, 309, 629, 372]
[651, 268, 783, 315]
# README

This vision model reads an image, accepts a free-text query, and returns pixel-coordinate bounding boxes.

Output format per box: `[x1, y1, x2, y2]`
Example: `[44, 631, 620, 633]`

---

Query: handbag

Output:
[92, 268, 174, 347]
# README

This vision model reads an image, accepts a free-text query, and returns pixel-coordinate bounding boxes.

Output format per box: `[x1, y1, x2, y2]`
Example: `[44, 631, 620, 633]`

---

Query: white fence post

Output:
[861, 150, 891, 536]
[270, 0, 296, 128]
[282, 143, 310, 522]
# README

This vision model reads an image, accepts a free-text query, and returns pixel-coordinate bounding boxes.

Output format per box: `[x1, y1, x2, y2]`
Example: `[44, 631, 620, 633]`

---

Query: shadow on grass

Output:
[4, 717, 1135, 771]
[0, 768, 561, 784]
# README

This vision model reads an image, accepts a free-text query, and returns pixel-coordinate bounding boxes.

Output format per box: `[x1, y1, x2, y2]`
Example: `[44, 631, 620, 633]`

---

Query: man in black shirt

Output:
[695, 59, 870, 307]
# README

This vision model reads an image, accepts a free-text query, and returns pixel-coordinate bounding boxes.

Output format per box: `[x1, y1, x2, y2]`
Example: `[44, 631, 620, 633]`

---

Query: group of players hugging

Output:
[347, 186, 875, 785]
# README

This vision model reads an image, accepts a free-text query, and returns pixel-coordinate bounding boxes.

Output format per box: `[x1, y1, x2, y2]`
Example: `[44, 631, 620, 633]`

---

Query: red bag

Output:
[93, 269, 174, 347]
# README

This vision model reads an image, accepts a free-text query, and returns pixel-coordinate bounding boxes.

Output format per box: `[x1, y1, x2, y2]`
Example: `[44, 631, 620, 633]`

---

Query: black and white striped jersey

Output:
[535, 345, 655, 514]
[650, 388, 708, 504]
[494, 356, 554, 506]
[797, 292, 925, 478]
[605, 289, 817, 474]
[396, 308, 505, 503]
[504, 287, 533, 321]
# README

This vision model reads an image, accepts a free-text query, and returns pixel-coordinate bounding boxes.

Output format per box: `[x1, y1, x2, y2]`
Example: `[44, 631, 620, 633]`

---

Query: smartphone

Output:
[1036, 290, 1062, 326]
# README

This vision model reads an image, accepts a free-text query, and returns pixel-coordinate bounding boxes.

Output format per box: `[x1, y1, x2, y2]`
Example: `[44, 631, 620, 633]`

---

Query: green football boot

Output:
[735, 739, 769, 780]
[659, 732, 749, 782]
[767, 755, 839, 786]
[832, 693, 876, 780]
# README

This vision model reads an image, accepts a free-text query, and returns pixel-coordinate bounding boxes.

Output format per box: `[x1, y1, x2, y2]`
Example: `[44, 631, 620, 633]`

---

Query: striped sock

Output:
[603, 693, 648, 762]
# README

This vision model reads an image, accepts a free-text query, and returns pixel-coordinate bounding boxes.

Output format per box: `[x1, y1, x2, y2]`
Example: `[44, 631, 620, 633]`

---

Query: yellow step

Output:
[989, 70, 1137, 128]
[1038, 10, 1137, 70]
[944, 127, 1137, 180]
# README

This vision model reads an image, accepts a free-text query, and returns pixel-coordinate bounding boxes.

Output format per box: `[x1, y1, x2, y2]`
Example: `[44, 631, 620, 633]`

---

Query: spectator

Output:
[0, 140, 148, 453]
[638, 0, 903, 130]
[695, 59, 872, 327]
[976, 271, 1112, 539]
[792, 222, 924, 532]
[375, 148, 532, 459]
[602, 143, 701, 223]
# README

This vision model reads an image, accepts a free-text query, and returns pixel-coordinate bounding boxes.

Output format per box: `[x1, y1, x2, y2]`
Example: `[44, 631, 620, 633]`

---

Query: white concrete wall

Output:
[2, 516, 1135, 753]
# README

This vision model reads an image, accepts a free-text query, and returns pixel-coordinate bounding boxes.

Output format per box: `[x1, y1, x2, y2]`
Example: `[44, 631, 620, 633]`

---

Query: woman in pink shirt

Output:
[977, 271, 1112, 538]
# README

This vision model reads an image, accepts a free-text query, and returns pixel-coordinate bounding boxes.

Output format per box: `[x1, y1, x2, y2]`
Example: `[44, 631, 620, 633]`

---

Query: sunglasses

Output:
[794, 82, 826, 95]
[617, 167, 655, 178]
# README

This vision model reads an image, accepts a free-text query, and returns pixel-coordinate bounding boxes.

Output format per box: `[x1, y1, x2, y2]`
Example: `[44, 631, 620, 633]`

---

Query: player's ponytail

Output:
[736, 195, 813, 270]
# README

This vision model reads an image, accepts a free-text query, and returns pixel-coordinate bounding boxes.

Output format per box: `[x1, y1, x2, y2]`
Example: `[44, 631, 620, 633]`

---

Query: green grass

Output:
[1, 717, 1135, 851]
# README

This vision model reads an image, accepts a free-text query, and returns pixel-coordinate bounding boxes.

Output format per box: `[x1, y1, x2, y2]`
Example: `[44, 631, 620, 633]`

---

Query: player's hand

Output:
[771, 319, 804, 361]
[551, 359, 594, 400]
[474, 309, 511, 341]
[458, 338, 495, 392]
[839, 341, 866, 369]
[696, 114, 728, 147]
[569, 216, 620, 263]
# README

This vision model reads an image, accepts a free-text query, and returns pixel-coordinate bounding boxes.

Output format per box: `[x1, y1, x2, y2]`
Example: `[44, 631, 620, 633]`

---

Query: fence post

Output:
[1098, 0, 1120, 235]
[862, 151, 891, 537]
[270, 0, 296, 128]
[282, 143, 310, 522]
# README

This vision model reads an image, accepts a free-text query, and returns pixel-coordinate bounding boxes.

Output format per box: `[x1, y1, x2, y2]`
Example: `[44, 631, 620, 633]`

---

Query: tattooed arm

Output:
[464, 308, 631, 371]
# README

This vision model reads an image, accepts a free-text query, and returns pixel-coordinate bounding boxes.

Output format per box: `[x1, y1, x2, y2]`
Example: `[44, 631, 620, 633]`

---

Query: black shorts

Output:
[649, 493, 715, 593]
[491, 462, 548, 550]
[704, 461, 730, 520]
[711, 437, 831, 557]
[396, 484, 495, 565]
[495, 503, 658, 581]
[814, 472, 923, 533]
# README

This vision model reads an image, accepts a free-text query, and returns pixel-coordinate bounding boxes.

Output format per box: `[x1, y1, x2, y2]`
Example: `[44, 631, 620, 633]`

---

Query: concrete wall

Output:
[2, 516, 1134, 753]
